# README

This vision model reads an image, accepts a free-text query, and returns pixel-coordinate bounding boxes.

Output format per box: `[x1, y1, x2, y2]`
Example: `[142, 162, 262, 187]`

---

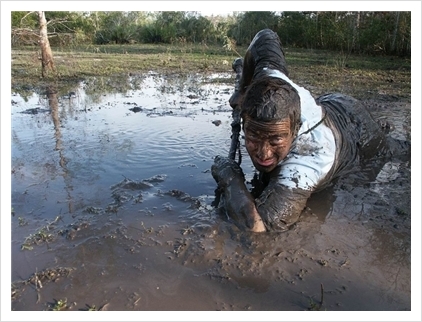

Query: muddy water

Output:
[10, 72, 412, 315]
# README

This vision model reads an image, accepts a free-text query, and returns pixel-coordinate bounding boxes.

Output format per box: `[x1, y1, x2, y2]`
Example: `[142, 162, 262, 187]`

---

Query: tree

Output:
[94, 11, 144, 44]
[228, 11, 279, 45]
[11, 11, 410, 57]
[38, 11, 55, 77]
[11, 11, 39, 46]
[180, 15, 213, 43]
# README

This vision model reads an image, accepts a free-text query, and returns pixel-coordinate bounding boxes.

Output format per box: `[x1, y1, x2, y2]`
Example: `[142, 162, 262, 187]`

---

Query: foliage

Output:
[94, 12, 148, 44]
[227, 11, 279, 45]
[11, 11, 411, 56]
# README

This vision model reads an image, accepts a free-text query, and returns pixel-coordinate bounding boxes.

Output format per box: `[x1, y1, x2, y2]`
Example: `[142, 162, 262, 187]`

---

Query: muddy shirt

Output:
[233, 29, 337, 192]
[230, 28, 393, 231]
[249, 68, 338, 231]
[262, 68, 336, 191]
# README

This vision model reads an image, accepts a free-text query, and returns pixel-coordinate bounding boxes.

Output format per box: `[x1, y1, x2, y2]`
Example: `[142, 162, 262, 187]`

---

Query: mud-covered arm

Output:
[211, 156, 265, 232]
[256, 130, 336, 231]
[255, 181, 312, 232]
[228, 50, 256, 109]
[212, 156, 312, 232]
[229, 29, 288, 109]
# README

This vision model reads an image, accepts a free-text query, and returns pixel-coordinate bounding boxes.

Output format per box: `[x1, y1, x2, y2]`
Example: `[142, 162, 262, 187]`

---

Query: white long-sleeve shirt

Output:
[263, 68, 336, 191]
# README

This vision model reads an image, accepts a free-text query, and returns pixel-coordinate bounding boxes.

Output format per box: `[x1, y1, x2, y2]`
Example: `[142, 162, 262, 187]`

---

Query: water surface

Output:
[10, 72, 412, 315]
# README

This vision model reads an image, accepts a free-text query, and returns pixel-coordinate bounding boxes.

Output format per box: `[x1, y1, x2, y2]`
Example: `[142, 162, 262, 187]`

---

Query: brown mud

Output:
[9, 70, 412, 316]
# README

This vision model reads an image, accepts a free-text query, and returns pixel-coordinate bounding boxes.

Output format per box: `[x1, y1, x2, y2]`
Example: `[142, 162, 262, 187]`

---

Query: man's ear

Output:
[294, 120, 302, 136]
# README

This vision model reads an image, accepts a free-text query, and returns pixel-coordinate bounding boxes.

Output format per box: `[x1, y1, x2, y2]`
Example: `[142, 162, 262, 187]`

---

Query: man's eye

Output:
[247, 133, 259, 140]
[270, 137, 283, 145]
[270, 135, 289, 145]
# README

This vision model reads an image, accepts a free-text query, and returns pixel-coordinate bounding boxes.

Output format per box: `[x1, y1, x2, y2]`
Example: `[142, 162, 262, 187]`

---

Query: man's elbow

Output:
[256, 185, 311, 232]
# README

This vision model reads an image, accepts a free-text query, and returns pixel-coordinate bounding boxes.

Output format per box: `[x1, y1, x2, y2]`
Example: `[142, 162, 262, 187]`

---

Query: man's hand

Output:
[229, 91, 242, 110]
[211, 156, 266, 233]
[211, 155, 244, 187]
[226, 194, 266, 232]
[229, 57, 244, 110]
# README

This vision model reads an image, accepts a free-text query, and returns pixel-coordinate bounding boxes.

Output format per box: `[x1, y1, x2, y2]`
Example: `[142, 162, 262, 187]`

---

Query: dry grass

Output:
[11, 43, 411, 101]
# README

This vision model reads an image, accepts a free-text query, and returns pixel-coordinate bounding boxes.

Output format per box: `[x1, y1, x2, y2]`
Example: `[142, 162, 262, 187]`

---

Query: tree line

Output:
[11, 11, 411, 57]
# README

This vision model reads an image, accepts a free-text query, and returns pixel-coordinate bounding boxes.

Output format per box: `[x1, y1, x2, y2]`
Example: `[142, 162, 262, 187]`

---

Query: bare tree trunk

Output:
[352, 12, 361, 53]
[47, 86, 73, 212]
[38, 11, 55, 77]
[391, 12, 400, 54]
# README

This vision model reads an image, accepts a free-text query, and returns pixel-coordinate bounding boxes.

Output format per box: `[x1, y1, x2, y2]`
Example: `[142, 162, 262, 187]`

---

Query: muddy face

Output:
[243, 117, 294, 172]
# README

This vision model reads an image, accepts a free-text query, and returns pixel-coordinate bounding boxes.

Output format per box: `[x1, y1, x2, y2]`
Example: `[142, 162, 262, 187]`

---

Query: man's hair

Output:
[241, 77, 301, 136]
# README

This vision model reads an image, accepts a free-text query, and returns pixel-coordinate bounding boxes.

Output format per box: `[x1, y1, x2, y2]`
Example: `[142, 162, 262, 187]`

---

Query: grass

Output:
[11, 43, 411, 101]
[20, 216, 62, 250]
[12, 266, 75, 302]
[12, 43, 236, 80]
[285, 48, 411, 99]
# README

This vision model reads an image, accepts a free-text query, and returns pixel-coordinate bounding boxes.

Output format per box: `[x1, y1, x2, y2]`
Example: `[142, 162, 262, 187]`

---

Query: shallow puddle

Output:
[9, 72, 411, 314]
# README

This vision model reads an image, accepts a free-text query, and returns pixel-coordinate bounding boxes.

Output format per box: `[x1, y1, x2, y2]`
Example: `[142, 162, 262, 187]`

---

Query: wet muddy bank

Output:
[9, 71, 412, 315]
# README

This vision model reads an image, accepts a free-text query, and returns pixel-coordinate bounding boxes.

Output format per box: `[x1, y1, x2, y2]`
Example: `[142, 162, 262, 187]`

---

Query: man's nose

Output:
[257, 141, 272, 159]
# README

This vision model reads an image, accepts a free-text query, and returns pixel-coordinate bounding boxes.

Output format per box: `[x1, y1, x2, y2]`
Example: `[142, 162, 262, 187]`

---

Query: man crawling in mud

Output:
[211, 29, 409, 233]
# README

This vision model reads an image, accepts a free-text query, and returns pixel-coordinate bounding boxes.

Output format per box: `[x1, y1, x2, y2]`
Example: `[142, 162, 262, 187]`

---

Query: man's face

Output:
[244, 117, 294, 173]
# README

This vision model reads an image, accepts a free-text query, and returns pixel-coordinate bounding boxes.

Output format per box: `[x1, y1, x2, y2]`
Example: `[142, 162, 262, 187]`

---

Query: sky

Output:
[0, 1, 419, 14]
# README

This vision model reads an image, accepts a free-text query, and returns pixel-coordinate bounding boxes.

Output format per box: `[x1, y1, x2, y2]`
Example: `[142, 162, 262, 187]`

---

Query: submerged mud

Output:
[10, 72, 411, 313]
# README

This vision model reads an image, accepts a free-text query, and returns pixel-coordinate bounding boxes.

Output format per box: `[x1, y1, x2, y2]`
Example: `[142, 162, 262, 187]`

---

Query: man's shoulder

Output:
[276, 123, 336, 191]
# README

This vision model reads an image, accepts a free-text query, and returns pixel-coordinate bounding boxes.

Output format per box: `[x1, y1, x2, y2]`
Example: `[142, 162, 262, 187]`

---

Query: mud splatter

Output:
[10, 73, 411, 313]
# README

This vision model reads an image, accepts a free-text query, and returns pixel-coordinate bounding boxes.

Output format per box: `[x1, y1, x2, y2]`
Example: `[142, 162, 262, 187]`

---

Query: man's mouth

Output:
[255, 158, 275, 167]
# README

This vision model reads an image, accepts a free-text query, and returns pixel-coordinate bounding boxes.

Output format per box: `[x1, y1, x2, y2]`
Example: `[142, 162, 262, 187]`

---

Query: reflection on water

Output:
[10, 73, 412, 312]
[12, 74, 234, 212]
